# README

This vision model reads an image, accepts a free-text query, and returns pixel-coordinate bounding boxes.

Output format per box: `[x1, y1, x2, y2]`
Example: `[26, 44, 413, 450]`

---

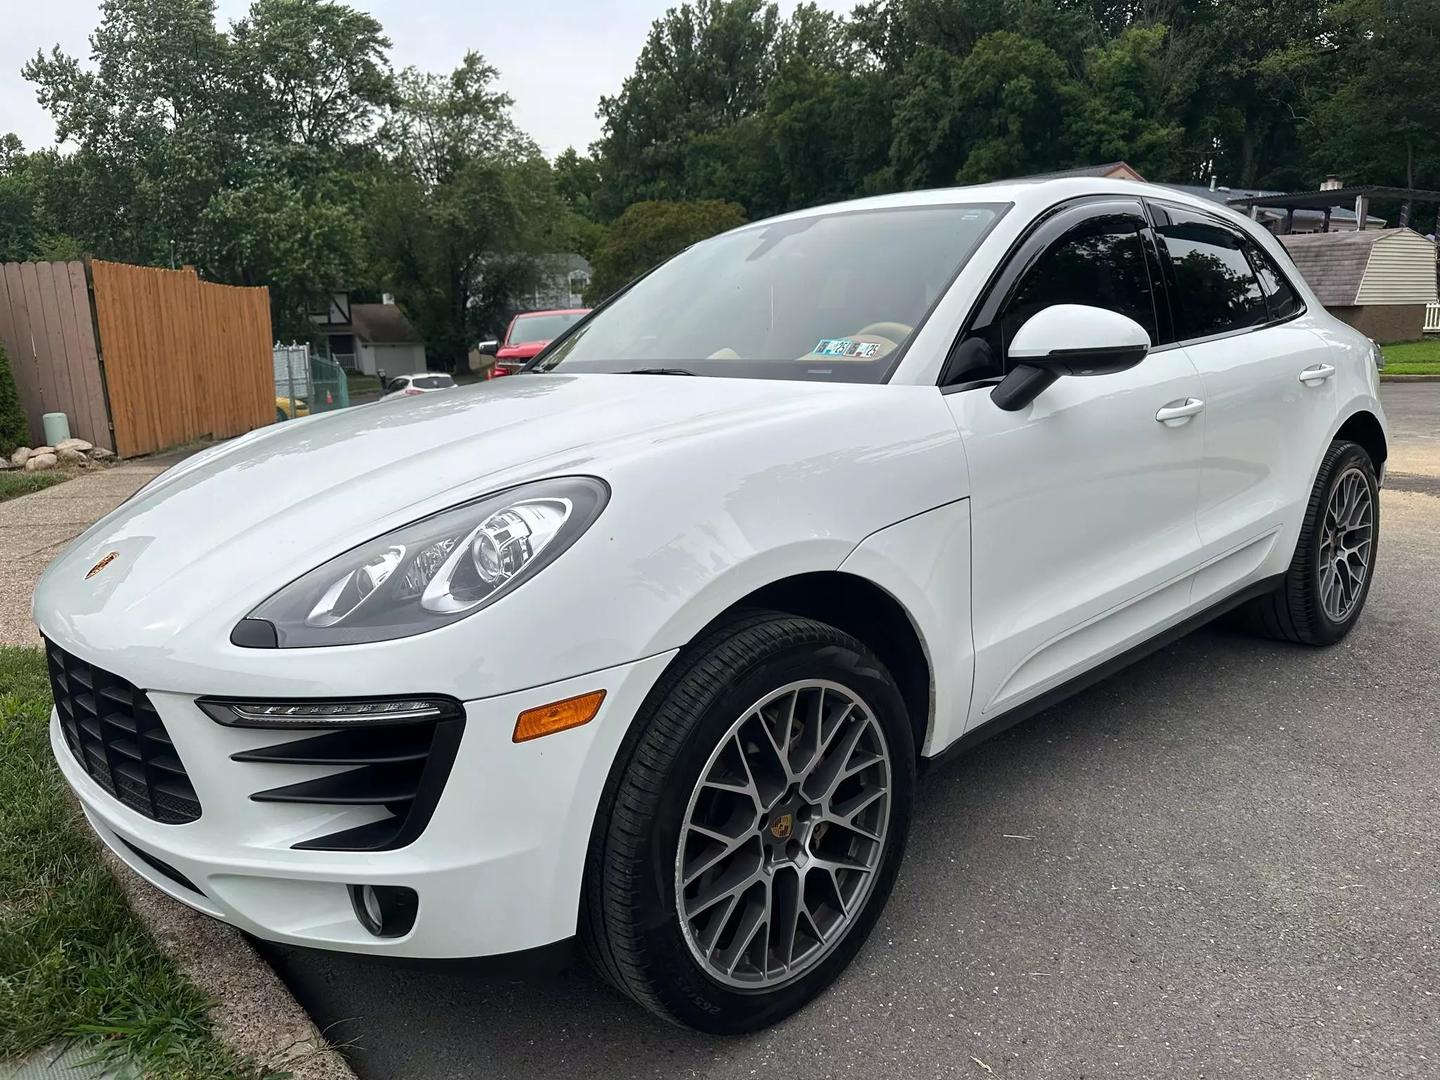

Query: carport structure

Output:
[1227, 184, 1440, 236]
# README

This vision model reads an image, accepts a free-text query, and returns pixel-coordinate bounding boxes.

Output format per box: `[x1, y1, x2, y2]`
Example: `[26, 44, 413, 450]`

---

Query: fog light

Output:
[349, 884, 418, 938]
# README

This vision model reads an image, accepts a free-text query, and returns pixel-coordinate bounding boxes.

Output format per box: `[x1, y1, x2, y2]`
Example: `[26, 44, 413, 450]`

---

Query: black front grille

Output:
[45, 641, 202, 824]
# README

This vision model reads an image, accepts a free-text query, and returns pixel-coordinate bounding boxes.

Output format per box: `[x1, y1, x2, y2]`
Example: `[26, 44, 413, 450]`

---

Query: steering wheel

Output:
[853, 321, 913, 345]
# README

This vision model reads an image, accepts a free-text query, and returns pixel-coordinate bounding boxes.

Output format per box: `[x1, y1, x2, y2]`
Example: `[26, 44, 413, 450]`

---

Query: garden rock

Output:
[57, 446, 89, 465]
[88, 447, 116, 461]
[24, 452, 58, 471]
[55, 437, 93, 453]
[10, 446, 30, 466]
[32, 445, 55, 458]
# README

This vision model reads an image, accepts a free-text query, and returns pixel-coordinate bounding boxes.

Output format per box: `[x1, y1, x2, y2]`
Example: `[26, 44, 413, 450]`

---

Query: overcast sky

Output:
[1, 0, 850, 159]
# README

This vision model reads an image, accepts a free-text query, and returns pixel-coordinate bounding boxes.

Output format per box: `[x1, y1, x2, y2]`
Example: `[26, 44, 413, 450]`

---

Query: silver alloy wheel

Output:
[1318, 465, 1374, 623]
[674, 679, 892, 990]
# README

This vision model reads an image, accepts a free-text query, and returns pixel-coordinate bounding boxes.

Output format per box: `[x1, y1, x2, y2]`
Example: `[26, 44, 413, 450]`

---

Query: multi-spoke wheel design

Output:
[1318, 465, 1374, 623]
[675, 679, 892, 989]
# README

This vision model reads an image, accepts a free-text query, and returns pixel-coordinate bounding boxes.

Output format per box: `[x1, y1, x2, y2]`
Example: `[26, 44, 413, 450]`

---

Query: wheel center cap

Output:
[769, 812, 794, 840]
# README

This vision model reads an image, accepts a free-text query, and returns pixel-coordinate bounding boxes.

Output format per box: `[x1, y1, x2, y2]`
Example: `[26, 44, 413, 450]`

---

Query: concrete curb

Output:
[101, 850, 357, 1080]
[1379, 373, 1440, 381]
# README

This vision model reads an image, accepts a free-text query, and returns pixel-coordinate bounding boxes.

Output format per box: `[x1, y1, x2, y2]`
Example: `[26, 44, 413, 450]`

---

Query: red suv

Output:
[484, 308, 590, 378]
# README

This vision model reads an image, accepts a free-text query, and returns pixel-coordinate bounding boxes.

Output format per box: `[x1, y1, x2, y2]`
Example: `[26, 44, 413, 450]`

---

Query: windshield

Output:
[507, 312, 585, 346]
[534, 203, 1007, 382]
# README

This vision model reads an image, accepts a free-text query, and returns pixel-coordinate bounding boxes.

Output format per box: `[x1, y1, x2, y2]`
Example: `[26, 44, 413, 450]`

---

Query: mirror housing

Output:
[477, 339, 499, 357]
[991, 304, 1150, 412]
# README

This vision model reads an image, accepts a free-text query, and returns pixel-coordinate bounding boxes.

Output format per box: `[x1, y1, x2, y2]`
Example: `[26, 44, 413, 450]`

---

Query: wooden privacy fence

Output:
[89, 261, 273, 457]
[0, 259, 274, 457]
[0, 261, 111, 451]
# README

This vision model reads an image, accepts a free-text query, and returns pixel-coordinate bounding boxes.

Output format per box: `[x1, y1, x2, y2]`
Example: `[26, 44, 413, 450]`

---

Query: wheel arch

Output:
[679, 571, 934, 763]
[1333, 408, 1387, 473]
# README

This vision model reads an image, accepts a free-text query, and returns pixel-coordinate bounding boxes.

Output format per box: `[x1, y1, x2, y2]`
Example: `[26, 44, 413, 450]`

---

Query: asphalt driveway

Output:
[259, 384, 1437, 1078]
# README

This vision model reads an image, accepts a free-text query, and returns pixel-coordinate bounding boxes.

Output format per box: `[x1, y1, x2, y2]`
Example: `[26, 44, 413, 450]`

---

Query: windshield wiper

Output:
[624, 367, 697, 376]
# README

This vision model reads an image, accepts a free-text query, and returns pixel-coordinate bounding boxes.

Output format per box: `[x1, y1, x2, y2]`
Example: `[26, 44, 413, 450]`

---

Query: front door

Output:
[945, 199, 1208, 729]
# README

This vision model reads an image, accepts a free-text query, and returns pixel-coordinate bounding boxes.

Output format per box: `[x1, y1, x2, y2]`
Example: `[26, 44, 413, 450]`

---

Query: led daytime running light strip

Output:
[201, 696, 459, 727]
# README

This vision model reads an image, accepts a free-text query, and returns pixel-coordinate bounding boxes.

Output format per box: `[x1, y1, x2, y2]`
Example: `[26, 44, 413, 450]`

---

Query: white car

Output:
[380, 372, 456, 399]
[34, 178, 1385, 1033]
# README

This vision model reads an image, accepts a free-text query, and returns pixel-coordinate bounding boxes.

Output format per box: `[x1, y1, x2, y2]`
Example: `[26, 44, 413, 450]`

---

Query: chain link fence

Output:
[273, 342, 350, 421]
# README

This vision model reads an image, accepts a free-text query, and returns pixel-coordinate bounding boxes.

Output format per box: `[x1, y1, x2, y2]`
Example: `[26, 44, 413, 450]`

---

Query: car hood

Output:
[496, 341, 546, 360]
[33, 374, 928, 653]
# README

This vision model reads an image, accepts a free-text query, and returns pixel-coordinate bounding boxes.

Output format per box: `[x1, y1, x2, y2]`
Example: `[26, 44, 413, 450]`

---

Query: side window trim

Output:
[1143, 198, 1308, 348]
[1241, 235, 1308, 327]
[940, 196, 1157, 390]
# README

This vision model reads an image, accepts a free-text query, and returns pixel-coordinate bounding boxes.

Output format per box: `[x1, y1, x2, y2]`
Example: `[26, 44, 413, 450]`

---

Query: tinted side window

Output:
[943, 210, 1159, 384]
[1001, 212, 1159, 357]
[1157, 215, 1267, 339]
[1244, 239, 1303, 321]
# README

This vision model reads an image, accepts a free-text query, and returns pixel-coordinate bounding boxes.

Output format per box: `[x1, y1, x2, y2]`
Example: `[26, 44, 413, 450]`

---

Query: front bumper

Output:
[52, 650, 675, 957]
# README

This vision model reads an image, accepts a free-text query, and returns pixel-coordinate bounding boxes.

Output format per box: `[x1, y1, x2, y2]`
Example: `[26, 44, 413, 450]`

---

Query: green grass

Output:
[1381, 338, 1440, 375]
[0, 647, 271, 1078]
[0, 470, 69, 503]
[344, 373, 380, 396]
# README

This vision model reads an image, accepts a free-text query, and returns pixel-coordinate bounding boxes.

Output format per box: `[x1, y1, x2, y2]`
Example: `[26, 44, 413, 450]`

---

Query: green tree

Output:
[584, 199, 746, 304]
[230, 0, 394, 147]
[23, 0, 391, 331]
[24, 0, 233, 267]
[0, 343, 29, 456]
[1066, 24, 1190, 181]
[594, 0, 784, 215]
[554, 147, 603, 216]
[1302, 0, 1440, 192]
[370, 54, 564, 370]
[0, 139, 83, 262]
[951, 31, 1076, 183]
[1181, 0, 1327, 187]
[553, 148, 610, 262]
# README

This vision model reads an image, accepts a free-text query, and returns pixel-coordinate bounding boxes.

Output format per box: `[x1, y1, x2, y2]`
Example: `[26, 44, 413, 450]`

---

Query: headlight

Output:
[236, 477, 608, 647]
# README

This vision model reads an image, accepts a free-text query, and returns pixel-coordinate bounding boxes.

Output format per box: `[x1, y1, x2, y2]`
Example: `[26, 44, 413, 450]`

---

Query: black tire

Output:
[580, 611, 916, 1033]
[1238, 439, 1378, 645]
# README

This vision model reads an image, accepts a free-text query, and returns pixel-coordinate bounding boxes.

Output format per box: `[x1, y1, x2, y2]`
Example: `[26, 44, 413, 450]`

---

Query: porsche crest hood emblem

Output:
[86, 551, 119, 579]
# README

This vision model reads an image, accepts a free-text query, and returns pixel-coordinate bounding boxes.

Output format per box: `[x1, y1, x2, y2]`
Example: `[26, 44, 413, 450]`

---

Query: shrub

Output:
[0, 342, 29, 456]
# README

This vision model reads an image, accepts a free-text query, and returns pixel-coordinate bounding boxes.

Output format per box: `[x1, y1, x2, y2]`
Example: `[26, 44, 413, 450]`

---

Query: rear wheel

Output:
[1239, 439, 1378, 645]
[581, 612, 915, 1032]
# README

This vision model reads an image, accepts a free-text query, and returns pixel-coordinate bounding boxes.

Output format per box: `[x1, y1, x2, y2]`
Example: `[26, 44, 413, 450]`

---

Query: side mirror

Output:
[477, 339, 499, 357]
[991, 304, 1150, 412]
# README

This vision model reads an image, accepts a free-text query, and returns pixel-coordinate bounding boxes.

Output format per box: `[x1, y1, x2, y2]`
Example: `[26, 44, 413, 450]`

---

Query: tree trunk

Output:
[1239, 126, 1258, 189]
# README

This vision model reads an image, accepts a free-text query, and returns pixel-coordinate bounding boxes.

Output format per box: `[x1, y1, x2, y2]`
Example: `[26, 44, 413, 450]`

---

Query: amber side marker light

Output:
[513, 690, 606, 743]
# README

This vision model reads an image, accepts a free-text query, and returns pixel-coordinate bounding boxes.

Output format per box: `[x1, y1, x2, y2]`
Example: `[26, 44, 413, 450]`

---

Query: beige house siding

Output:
[1355, 231, 1438, 306]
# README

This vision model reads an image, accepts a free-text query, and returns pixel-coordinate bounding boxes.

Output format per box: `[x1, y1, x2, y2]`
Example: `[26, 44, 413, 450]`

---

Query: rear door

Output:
[947, 199, 1208, 729]
[1148, 204, 1338, 602]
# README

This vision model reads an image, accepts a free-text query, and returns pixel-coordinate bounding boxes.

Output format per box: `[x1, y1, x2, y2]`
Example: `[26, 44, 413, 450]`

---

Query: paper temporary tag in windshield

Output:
[813, 338, 882, 358]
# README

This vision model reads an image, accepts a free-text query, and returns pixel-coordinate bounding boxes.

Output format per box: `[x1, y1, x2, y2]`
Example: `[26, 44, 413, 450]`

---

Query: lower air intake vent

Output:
[207, 699, 464, 852]
[45, 640, 201, 824]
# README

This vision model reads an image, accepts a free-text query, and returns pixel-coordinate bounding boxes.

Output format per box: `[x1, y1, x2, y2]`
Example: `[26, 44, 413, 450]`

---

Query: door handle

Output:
[1299, 363, 1336, 384]
[1155, 397, 1205, 426]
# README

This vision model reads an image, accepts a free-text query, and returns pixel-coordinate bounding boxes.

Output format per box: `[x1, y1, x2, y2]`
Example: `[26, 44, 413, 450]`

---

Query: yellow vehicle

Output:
[276, 396, 310, 422]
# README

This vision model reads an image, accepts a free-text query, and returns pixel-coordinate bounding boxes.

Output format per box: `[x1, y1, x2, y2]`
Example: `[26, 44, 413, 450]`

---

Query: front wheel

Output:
[1239, 439, 1379, 645]
[581, 612, 915, 1032]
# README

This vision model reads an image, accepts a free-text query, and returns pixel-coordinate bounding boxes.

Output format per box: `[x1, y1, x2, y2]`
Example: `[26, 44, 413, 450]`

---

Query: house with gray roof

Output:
[311, 292, 428, 377]
[1278, 229, 1438, 343]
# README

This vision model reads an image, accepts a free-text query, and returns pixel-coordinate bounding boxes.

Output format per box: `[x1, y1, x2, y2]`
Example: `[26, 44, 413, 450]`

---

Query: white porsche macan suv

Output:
[34, 178, 1386, 1033]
